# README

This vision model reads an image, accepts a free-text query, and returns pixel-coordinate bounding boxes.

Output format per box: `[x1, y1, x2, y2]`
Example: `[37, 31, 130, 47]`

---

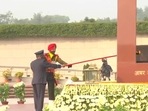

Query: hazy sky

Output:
[0, 0, 148, 22]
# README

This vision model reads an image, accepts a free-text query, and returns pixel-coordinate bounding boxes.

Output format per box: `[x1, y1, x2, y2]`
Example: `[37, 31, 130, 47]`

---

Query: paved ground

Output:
[6, 104, 34, 111]
[0, 98, 49, 111]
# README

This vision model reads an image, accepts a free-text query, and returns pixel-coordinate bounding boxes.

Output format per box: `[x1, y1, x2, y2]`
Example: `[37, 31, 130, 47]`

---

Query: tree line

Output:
[0, 7, 148, 24]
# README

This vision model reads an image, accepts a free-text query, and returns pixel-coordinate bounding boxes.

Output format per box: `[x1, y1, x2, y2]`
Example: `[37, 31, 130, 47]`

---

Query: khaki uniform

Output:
[44, 52, 67, 100]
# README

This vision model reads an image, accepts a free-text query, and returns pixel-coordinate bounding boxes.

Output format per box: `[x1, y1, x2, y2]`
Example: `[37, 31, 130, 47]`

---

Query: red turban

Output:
[48, 43, 57, 51]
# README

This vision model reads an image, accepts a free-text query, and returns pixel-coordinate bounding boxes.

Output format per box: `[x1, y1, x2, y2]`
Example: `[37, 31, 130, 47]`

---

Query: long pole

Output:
[65, 54, 117, 66]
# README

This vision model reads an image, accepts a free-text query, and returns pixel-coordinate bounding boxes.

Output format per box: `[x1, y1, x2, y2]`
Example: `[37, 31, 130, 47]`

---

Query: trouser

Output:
[46, 72, 55, 100]
[32, 84, 46, 111]
[102, 73, 110, 81]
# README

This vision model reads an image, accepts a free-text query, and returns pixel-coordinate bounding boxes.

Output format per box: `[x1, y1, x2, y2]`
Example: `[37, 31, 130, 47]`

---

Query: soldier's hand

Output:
[67, 64, 72, 68]
[62, 64, 72, 68]
[57, 64, 62, 68]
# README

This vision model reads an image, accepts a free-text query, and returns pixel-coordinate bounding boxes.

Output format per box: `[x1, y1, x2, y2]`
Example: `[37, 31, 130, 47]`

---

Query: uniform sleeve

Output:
[43, 60, 61, 69]
[56, 55, 67, 65]
[109, 65, 113, 72]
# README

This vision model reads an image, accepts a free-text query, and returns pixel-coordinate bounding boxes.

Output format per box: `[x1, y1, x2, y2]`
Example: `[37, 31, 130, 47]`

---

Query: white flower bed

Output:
[43, 83, 148, 111]
[0, 105, 9, 111]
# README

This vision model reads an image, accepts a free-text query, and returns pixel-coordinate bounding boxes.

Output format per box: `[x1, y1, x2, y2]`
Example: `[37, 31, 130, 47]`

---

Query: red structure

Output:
[117, 0, 148, 82]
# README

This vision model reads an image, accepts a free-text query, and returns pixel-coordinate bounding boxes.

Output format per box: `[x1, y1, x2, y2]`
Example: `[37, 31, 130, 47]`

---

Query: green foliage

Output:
[54, 87, 63, 97]
[137, 7, 148, 21]
[2, 69, 11, 78]
[137, 21, 148, 34]
[0, 11, 13, 24]
[71, 76, 79, 82]
[15, 72, 24, 78]
[13, 82, 25, 101]
[43, 104, 49, 111]
[83, 64, 90, 69]
[0, 12, 70, 25]
[0, 22, 148, 39]
[114, 104, 128, 111]
[0, 83, 10, 102]
[99, 104, 128, 111]
[0, 23, 117, 39]
[83, 64, 90, 81]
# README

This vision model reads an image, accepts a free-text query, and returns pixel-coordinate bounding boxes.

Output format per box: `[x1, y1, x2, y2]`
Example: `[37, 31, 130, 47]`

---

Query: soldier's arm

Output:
[109, 65, 113, 72]
[57, 57, 67, 65]
[56, 55, 72, 68]
[43, 60, 61, 69]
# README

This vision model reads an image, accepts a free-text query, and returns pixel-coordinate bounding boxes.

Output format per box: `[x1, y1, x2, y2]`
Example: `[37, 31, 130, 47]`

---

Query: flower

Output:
[0, 105, 9, 111]
[43, 83, 148, 111]
[15, 72, 24, 78]
[98, 95, 107, 106]
[0, 83, 10, 102]
[13, 81, 25, 102]
[2, 69, 11, 78]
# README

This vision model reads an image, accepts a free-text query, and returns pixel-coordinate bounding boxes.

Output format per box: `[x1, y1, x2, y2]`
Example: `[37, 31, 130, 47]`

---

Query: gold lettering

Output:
[135, 71, 139, 76]
[135, 71, 145, 76]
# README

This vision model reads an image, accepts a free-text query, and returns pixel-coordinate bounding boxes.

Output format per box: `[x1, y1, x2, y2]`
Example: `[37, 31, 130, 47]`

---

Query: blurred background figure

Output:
[100, 58, 113, 81]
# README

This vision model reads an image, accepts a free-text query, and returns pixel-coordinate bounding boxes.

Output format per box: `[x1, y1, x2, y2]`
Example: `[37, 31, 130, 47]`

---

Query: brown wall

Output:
[0, 38, 117, 72]
[0, 37, 148, 81]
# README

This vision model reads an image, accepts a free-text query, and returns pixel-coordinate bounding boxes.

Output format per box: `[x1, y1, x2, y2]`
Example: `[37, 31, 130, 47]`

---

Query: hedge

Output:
[0, 22, 148, 39]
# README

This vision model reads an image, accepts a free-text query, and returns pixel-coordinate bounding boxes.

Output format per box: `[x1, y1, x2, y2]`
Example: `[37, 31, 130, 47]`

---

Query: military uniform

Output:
[30, 50, 61, 111]
[101, 58, 113, 81]
[45, 43, 67, 101]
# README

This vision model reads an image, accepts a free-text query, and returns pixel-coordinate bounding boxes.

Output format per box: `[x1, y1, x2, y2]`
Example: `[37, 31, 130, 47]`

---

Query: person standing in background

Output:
[30, 50, 61, 111]
[44, 43, 72, 104]
[101, 58, 113, 81]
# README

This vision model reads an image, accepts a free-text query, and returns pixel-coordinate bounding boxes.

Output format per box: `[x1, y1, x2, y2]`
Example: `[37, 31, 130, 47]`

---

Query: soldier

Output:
[30, 50, 61, 111]
[44, 43, 71, 104]
[101, 58, 113, 81]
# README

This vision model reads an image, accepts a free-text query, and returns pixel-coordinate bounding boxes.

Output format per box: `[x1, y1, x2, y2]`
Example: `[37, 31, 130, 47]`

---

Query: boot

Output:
[108, 78, 111, 81]
[103, 78, 106, 81]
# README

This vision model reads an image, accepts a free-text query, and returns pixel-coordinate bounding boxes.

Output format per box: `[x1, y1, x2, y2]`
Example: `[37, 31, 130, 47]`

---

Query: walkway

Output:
[0, 98, 49, 111]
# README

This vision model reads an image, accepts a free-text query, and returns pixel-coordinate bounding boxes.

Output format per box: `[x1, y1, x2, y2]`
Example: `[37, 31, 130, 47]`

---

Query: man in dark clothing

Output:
[101, 58, 113, 81]
[30, 50, 61, 111]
